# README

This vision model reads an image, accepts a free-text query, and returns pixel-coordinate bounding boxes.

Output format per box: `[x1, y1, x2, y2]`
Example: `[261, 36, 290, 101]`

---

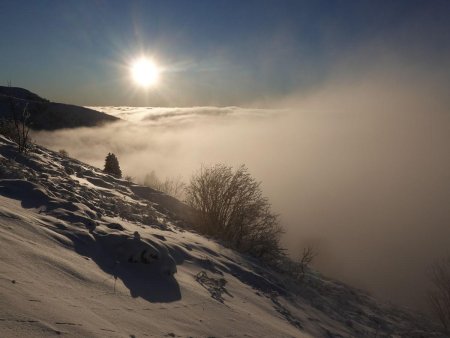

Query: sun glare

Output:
[130, 57, 160, 87]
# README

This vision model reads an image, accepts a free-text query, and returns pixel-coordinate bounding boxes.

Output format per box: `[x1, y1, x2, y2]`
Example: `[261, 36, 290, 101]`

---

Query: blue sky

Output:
[0, 0, 449, 106]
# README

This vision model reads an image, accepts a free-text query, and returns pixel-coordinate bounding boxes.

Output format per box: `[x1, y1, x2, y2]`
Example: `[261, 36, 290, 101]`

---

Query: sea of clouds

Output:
[34, 63, 450, 311]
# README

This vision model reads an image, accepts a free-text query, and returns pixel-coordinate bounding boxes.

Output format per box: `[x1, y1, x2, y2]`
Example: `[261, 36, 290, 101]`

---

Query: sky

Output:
[0, 0, 449, 106]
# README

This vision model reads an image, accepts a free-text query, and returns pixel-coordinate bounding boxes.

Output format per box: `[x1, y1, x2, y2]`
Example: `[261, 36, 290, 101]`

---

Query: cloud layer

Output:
[34, 62, 450, 311]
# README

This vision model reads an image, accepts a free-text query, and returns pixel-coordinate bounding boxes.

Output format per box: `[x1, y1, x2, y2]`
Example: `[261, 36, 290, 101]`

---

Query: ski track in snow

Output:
[0, 135, 445, 338]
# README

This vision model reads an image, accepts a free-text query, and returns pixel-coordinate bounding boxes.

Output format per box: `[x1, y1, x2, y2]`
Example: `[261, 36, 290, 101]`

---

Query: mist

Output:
[33, 60, 450, 311]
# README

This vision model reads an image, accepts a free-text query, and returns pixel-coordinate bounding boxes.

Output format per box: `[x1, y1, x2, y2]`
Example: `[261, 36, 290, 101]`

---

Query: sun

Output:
[130, 57, 160, 87]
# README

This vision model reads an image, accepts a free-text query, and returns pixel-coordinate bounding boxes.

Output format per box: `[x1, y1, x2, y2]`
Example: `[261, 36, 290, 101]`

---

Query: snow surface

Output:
[0, 135, 445, 337]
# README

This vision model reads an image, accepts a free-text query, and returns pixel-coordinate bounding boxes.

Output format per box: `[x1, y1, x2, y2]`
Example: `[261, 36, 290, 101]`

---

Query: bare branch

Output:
[298, 245, 318, 275]
[428, 257, 450, 334]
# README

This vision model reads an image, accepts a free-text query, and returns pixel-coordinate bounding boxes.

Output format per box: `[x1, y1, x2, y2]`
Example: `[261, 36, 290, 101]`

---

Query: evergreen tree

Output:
[103, 153, 122, 178]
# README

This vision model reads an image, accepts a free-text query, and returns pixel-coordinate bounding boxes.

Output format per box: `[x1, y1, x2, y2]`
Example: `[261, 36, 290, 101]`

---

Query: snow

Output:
[0, 135, 445, 337]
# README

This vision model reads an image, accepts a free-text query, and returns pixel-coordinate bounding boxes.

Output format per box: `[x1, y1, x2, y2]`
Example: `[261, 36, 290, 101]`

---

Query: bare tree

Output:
[298, 245, 318, 276]
[428, 257, 450, 334]
[185, 164, 283, 261]
[0, 100, 31, 153]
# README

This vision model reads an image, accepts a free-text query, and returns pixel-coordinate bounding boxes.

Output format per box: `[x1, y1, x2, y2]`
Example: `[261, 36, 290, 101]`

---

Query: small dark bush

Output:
[103, 153, 122, 178]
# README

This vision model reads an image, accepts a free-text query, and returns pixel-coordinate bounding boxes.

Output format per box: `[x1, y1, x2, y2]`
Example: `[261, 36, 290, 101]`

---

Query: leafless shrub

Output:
[428, 257, 450, 334]
[185, 164, 283, 261]
[298, 245, 318, 276]
[0, 102, 31, 153]
[124, 175, 134, 183]
[143, 170, 185, 200]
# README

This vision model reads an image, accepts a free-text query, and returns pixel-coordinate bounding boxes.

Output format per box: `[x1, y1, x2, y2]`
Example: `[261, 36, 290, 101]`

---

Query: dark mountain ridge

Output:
[0, 86, 118, 130]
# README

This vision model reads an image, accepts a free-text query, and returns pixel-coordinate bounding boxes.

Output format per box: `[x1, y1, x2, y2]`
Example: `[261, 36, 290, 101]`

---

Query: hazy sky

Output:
[1, 0, 449, 106]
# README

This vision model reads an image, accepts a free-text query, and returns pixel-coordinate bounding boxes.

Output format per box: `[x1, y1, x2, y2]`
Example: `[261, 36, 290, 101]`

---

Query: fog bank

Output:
[34, 67, 450, 311]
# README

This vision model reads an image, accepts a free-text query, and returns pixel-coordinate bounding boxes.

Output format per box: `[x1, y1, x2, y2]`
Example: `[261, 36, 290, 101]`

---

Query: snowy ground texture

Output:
[0, 135, 445, 337]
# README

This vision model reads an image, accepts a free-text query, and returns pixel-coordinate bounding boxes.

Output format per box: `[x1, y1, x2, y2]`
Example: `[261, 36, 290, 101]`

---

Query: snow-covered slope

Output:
[0, 136, 444, 337]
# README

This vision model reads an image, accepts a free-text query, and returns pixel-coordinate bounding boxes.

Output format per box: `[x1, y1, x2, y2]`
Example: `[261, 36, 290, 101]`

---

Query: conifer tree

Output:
[103, 153, 122, 178]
